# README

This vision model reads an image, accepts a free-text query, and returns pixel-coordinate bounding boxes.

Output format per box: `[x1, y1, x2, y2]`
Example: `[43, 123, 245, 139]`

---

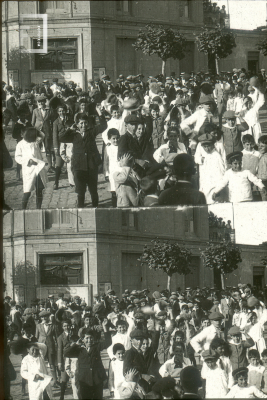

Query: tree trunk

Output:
[215, 58, 220, 75]
[162, 60, 166, 77]
[167, 275, 171, 292]
[221, 273, 225, 290]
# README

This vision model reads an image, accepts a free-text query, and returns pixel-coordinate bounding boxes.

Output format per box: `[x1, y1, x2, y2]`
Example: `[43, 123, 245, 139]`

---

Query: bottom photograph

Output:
[3, 204, 267, 400]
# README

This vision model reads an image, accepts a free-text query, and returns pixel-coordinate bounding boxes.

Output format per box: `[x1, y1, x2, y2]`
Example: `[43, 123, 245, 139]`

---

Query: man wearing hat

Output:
[190, 312, 224, 355]
[123, 329, 148, 375]
[36, 310, 59, 387]
[117, 113, 145, 162]
[212, 150, 265, 202]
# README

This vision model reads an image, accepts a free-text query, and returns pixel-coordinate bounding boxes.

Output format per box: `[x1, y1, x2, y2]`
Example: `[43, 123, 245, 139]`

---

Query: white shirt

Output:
[180, 107, 212, 136]
[201, 356, 234, 388]
[201, 365, 228, 398]
[226, 384, 267, 398]
[153, 141, 187, 165]
[214, 169, 264, 202]
[190, 324, 219, 354]
[159, 356, 192, 381]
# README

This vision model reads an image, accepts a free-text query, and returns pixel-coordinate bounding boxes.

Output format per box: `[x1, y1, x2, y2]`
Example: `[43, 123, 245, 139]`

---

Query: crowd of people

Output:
[2, 67, 267, 209]
[5, 282, 267, 399]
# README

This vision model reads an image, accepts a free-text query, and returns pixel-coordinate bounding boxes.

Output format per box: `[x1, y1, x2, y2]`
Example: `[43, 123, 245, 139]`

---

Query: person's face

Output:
[202, 143, 214, 154]
[42, 316, 49, 323]
[115, 349, 125, 361]
[77, 119, 88, 133]
[28, 345, 39, 358]
[38, 100, 46, 109]
[112, 110, 120, 119]
[83, 334, 95, 347]
[135, 124, 143, 139]
[226, 118, 235, 127]
[202, 103, 212, 112]
[117, 324, 127, 334]
[234, 308, 240, 314]
[251, 315, 257, 325]
[250, 357, 260, 367]
[131, 337, 143, 350]
[258, 142, 267, 155]
[27, 98, 33, 105]
[231, 334, 241, 344]
[211, 319, 221, 329]
[231, 159, 242, 172]
[80, 103, 86, 112]
[237, 374, 248, 387]
[151, 109, 159, 119]
[62, 322, 70, 332]
[243, 142, 254, 152]
[174, 335, 183, 343]
[262, 356, 267, 367]
[206, 359, 217, 369]
[170, 121, 178, 128]
[173, 347, 183, 363]
[168, 132, 178, 145]
[141, 339, 149, 353]
[215, 345, 225, 357]
[84, 317, 90, 326]
[109, 134, 119, 146]
[57, 107, 66, 118]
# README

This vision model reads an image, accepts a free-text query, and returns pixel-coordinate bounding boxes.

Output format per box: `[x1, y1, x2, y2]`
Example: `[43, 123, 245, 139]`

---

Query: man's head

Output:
[107, 128, 120, 146]
[242, 134, 255, 152]
[233, 367, 248, 387]
[124, 114, 142, 136]
[130, 329, 147, 351]
[116, 319, 128, 334]
[229, 326, 242, 343]
[210, 337, 226, 357]
[173, 154, 195, 181]
[258, 135, 267, 155]
[167, 127, 179, 146]
[209, 312, 224, 329]
[224, 110, 236, 127]
[227, 151, 243, 172]
[180, 366, 202, 394]
[113, 343, 125, 360]
[57, 105, 67, 118]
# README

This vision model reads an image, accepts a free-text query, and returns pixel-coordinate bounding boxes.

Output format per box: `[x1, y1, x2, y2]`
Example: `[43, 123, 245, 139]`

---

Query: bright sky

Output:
[217, 0, 266, 30]
[209, 203, 267, 246]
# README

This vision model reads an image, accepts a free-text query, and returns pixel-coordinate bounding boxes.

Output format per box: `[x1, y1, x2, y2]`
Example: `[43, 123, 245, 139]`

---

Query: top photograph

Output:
[2, 0, 267, 210]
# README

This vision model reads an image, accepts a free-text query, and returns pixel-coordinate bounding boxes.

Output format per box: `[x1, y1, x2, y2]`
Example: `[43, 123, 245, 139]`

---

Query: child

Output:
[258, 135, 267, 201]
[227, 326, 254, 372]
[153, 127, 187, 166]
[113, 153, 139, 208]
[222, 110, 249, 157]
[12, 108, 32, 180]
[212, 151, 266, 203]
[159, 343, 192, 383]
[232, 305, 241, 327]
[109, 343, 125, 399]
[248, 349, 265, 390]
[245, 312, 266, 356]
[60, 142, 74, 187]
[104, 128, 120, 207]
[261, 349, 267, 394]
[15, 127, 48, 209]
[107, 320, 131, 360]
[226, 91, 235, 111]
[201, 349, 228, 398]
[209, 337, 234, 388]
[242, 134, 260, 175]
[20, 342, 53, 400]
[64, 321, 111, 400]
[226, 367, 267, 398]
[234, 88, 244, 114]
[102, 105, 124, 144]
[195, 133, 225, 204]
[150, 103, 165, 150]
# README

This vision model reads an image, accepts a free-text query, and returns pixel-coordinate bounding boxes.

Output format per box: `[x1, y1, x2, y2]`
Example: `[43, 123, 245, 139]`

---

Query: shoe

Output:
[53, 183, 59, 190]
[48, 167, 55, 173]
[70, 184, 75, 188]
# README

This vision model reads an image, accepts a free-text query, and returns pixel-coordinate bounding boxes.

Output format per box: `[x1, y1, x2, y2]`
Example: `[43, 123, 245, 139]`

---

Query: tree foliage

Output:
[139, 239, 192, 277]
[258, 38, 267, 57]
[195, 26, 236, 60]
[201, 240, 242, 275]
[12, 260, 37, 284]
[133, 24, 187, 63]
[5, 46, 31, 69]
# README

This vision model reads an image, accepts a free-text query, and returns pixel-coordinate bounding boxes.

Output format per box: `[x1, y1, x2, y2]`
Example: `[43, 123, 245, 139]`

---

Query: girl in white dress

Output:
[104, 128, 120, 207]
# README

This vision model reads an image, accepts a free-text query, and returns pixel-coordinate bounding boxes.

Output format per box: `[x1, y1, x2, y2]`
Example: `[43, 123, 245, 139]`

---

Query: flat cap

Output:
[39, 310, 51, 317]
[224, 110, 236, 119]
[209, 312, 224, 321]
[232, 367, 248, 378]
[199, 95, 214, 104]
[226, 151, 243, 162]
[124, 114, 142, 125]
[228, 326, 241, 335]
[198, 133, 215, 145]
[130, 329, 147, 339]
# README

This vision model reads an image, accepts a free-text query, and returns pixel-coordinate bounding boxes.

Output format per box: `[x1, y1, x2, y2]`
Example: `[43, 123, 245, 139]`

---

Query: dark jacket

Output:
[118, 131, 144, 160]
[64, 332, 111, 385]
[222, 121, 249, 156]
[144, 331, 161, 378]
[229, 337, 254, 371]
[123, 346, 147, 375]
[57, 331, 71, 365]
[35, 323, 57, 354]
[158, 181, 206, 206]
[59, 117, 107, 172]
[53, 116, 73, 150]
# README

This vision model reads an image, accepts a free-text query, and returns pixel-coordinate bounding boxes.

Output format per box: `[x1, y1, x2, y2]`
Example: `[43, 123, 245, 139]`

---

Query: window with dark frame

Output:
[33, 38, 78, 71]
[116, 1, 131, 14]
[39, 253, 83, 285]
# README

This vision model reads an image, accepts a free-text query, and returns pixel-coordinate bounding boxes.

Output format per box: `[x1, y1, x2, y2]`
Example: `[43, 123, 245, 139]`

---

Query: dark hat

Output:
[209, 312, 224, 321]
[232, 367, 248, 379]
[130, 329, 147, 339]
[5, 296, 11, 300]
[224, 110, 236, 119]
[198, 133, 215, 145]
[180, 366, 202, 387]
[202, 350, 219, 361]
[74, 296, 80, 300]
[124, 114, 142, 125]
[199, 95, 214, 104]
[226, 151, 243, 162]
[228, 326, 241, 336]
[39, 310, 51, 317]
[55, 308, 73, 323]
[134, 312, 145, 319]
[173, 154, 195, 175]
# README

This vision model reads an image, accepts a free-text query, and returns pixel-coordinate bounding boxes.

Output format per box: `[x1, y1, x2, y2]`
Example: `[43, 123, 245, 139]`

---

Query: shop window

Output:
[34, 38, 78, 70]
[40, 253, 83, 285]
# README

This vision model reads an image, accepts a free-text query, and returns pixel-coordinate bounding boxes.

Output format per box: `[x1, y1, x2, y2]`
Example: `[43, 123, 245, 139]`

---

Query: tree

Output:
[195, 26, 236, 74]
[138, 239, 192, 291]
[201, 240, 242, 289]
[258, 37, 267, 56]
[133, 24, 187, 76]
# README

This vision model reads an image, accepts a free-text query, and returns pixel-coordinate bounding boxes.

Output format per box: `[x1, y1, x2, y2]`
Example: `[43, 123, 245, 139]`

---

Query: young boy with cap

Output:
[222, 110, 249, 157]
[113, 153, 139, 208]
[228, 326, 254, 372]
[226, 367, 267, 398]
[247, 349, 265, 390]
[241, 134, 260, 176]
[201, 349, 228, 398]
[212, 151, 266, 202]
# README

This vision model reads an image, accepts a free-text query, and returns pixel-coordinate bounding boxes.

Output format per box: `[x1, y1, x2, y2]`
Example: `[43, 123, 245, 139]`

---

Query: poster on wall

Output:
[93, 67, 106, 81]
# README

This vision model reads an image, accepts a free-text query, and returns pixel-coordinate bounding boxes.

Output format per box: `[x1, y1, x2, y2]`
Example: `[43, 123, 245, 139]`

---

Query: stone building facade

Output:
[3, 207, 267, 306]
[4, 1, 267, 90]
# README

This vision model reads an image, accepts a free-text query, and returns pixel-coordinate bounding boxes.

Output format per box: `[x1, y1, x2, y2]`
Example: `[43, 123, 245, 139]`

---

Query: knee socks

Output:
[22, 192, 31, 209]
[111, 191, 117, 208]
[54, 166, 61, 186]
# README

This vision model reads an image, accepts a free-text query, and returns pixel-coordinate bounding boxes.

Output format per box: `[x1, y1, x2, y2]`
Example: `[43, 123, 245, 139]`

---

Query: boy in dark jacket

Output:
[228, 325, 254, 371]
